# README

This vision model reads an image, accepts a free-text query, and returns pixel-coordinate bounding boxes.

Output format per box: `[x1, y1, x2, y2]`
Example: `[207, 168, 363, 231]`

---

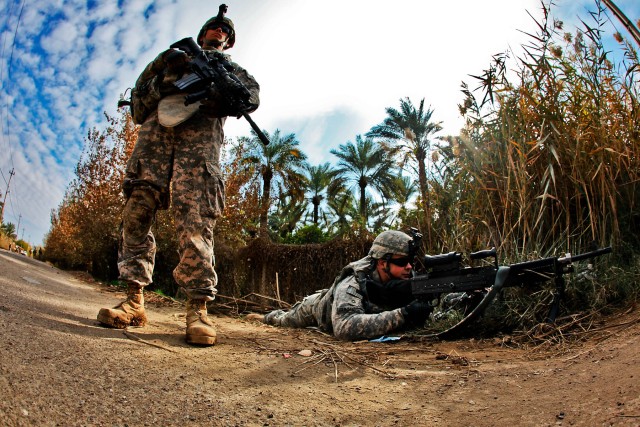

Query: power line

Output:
[0, 1, 27, 233]
[0, 0, 26, 170]
[0, 167, 8, 186]
[7, 0, 26, 80]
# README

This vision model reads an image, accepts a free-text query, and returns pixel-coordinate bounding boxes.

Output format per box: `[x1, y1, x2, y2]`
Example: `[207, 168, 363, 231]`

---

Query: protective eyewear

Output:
[207, 23, 232, 34]
[387, 256, 413, 267]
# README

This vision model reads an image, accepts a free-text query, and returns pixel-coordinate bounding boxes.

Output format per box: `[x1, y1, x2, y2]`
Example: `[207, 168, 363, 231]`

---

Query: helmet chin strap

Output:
[203, 36, 227, 50]
[382, 255, 392, 276]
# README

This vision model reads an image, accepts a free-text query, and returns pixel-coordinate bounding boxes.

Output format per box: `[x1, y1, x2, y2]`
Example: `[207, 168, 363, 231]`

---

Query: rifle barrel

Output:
[561, 246, 612, 263]
[242, 113, 270, 145]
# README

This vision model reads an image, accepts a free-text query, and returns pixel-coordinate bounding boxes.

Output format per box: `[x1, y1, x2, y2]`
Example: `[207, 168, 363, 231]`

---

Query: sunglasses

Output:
[387, 256, 413, 267]
[207, 23, 232, 34]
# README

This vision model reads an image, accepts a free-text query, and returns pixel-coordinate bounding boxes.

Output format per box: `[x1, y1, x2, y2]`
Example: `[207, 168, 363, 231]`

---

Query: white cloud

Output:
[89, 22, 120, 51]
[92, 2, 121, 21]
[16, 73, 36, 93]
[86, 52, 118, 82]
[225, 0, 543, 140]
[41, 19, 83, 55]
[1, 0, 637, 246]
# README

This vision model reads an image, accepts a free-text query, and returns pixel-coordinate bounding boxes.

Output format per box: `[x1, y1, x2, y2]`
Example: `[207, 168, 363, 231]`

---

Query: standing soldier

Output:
[97, 4, 260, 346]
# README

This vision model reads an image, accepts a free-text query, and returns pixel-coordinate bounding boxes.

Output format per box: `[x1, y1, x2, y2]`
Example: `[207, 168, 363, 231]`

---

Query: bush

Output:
[283, 224, 329, 244]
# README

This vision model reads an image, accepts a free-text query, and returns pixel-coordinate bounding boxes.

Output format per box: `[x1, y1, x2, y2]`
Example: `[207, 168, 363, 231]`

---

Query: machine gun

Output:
[409, 244, 612, 337]
[169, 37, 270, 145]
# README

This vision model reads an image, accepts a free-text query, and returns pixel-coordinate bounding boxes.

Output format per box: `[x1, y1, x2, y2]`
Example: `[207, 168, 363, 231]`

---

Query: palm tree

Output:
[391, 176, 418, 209]
[366, 97, 442, 243]
[388, 175, 418, 227]
[268, 187, 307, 240]
[330, 135, 397, 224]
[367, 198, 394, 232]
[241, 129, 308, 235]
[326, 192, 358, 235]
[1, 222, 17, 239]
[302, 162, 344, 225]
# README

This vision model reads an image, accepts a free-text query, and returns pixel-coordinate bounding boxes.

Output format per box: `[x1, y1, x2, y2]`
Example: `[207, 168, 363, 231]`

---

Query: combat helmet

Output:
[197, 4, 236, 49]
[368, 230, 413, 259]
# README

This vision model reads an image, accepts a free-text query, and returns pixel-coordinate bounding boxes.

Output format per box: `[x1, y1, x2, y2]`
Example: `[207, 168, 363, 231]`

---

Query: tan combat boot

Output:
[97, 284, 147, 329]
[185, 299, 217, 346]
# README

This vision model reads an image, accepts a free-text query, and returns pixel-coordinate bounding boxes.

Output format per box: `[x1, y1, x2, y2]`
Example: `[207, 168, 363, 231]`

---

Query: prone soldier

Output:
[246, 230, 433, 341]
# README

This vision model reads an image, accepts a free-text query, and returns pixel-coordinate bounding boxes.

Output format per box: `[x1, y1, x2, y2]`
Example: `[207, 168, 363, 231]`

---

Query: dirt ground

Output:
[1, 248, 639, 427]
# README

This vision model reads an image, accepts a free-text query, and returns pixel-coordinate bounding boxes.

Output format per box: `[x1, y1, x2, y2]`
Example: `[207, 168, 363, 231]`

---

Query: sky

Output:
[0, 0, 638, 246]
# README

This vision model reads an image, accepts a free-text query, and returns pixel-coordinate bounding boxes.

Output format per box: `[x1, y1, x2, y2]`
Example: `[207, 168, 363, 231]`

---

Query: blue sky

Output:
[0, 0, 638, 245]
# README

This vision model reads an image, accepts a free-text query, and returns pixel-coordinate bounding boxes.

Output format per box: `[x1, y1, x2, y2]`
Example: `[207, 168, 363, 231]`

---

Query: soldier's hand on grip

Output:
[401, 300, 432, 327]
[163, 49, 189, 74]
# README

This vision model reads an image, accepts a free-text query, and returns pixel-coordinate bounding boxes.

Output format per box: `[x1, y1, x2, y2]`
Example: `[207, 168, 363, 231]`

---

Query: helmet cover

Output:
[368, 230, 412, 259]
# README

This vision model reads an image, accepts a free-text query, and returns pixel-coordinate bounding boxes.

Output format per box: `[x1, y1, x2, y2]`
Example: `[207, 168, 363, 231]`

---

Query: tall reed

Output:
[439, 1, 639, 259]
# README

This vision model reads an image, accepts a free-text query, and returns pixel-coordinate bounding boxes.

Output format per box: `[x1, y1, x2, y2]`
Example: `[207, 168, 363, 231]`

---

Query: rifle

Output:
[410, 244, 612, 337]
[169, 37, 270, 145]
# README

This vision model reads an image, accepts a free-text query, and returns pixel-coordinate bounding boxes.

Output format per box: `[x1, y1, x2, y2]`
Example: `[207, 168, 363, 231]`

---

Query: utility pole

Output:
[16, 213, 21, 241]
[1, 168, 15, 224]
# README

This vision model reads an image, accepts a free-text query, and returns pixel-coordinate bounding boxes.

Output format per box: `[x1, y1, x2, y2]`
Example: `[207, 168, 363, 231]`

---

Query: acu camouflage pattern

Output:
[368, 230, 412, 259]
[130, 51, 166, 125]
[118, 50, 260, 301]
[264, 256, 408, 340]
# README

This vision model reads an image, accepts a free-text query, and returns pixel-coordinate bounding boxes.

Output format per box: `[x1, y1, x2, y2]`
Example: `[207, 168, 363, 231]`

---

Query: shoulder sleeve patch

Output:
[345, 284, 361, 298]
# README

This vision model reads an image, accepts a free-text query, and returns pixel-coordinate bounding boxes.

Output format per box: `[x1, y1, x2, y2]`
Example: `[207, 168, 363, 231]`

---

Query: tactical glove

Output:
[163, 49, 189, 75]
[401, 300, 432, 327]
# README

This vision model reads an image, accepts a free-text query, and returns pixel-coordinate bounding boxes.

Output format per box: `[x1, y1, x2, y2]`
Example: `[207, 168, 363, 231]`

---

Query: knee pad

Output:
[122, 189, 158, 243]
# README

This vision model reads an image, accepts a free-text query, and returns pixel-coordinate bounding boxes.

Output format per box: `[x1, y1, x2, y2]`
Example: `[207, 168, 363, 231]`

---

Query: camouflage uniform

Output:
[119, 49, 260, 301]
[264, 255, 412, 341]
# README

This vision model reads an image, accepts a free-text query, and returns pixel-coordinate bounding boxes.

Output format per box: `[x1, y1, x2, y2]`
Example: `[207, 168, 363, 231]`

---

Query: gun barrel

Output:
[561, 246, 612, 263]
[242, 112, 270, 145]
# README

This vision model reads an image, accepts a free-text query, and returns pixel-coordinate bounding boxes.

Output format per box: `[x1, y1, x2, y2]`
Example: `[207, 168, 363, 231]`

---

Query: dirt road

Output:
[1, 248, 639, 426]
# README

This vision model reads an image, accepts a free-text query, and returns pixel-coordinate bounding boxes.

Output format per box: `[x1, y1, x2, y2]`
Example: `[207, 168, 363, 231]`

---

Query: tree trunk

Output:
[358, 176, 367, 220]
[259, 168, 273, 236]
[312, 195, 321, 224]
[416, 149, 432, 248]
